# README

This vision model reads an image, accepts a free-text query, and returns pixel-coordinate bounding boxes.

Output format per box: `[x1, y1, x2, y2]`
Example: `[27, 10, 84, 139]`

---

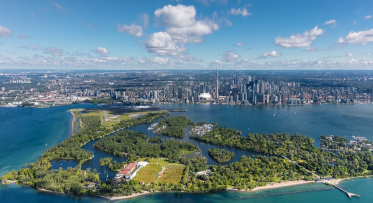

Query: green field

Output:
[133, 158, 169, 184]
[80, 110, 161, 130]
[158, 164, 185, 185]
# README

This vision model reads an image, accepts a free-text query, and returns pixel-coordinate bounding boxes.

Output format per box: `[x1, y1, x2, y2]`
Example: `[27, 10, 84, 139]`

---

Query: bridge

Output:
[332, 184, 360, 198]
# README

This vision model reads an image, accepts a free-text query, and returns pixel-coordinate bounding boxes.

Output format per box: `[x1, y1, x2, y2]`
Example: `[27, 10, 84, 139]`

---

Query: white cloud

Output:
[324, 19, 337, 27]
[31, 14, 35, 18]
[257, 51, 281, 59]
[224, 18, 232, 26]
[363, 15, 372, 19]
[32, 45, 39, 50]
[234, 43, 244, 47]
[223, 51, 240, 62]
[346, 53, 353, 57]
[229, 8, 251, 17]
[275, 26, 324, 48]
[352, 21, 357, 24]
[92, 47, 108, 54]
[50, 1, 66, 13]
[18, 34, 28, 39]
[0, 26, 11, 38]
[43, 47, 64, 56]
[144, 4, 218, 61]
[362, 52, 371, 55]
[116, 23, 143, 37]
[155, 4, 196, 28]
[149, 57, 172, 64]
[338, 29, 373, 45]
[144, 32, 185, 55]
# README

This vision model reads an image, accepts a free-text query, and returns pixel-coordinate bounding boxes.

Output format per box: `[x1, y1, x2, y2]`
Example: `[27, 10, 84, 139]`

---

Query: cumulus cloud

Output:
[338, 29, 373, 45]
[229, 8, 251, 17]
[32, 45, 39, 50]
[43, 47, 64, 56]
[154, 4, 219, 44]
[0, 26, 11, 38]
[257, 51, 281, 59]
[92, 47, 108, 54]
[143, 4, 218, 61]
[275, 26, 324, 48]
[346, 53, 353, 57]
[324, 19, 337, 27]
[155, 4, 196, 27]
[18, 34, 28, 39]
[362, 52, 371, 55]
[116, 23, 143, 37]
[223, 51, 240, 62]
[363, 15, 372, 19]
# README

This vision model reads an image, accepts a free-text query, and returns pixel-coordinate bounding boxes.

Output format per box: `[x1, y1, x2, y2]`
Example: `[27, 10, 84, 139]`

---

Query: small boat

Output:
[294, 112, 296, 115]
[45, 143, 47, 146]
[273, 114, 275, 116]
[248, 128, 250, 130]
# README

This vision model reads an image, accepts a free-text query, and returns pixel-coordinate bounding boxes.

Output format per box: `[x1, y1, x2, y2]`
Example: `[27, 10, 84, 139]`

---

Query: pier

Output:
[332, 184, 360, 198]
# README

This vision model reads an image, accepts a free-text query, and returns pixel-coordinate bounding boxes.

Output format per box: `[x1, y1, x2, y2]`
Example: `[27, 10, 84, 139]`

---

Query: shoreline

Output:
[227, 178, 349, 193]
[99, 191, 156, 200]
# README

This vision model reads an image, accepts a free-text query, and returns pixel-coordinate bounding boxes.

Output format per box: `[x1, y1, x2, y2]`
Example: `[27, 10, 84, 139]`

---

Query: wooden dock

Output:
[332, 184, 360, 198]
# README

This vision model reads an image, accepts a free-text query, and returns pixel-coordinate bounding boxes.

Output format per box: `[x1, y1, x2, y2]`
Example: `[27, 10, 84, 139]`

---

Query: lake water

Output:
[2, 103, 373, 202]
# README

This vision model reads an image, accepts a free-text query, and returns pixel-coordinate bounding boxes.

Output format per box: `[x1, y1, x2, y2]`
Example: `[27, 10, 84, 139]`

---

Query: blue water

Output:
[2, 103, 373, 202]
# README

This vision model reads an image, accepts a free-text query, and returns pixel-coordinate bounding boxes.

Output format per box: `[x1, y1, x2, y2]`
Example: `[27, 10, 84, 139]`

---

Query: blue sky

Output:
[0, 0, 373, 69]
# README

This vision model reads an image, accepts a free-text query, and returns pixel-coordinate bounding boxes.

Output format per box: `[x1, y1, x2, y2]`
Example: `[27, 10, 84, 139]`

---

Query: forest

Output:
[93, 130, 199, 163]
[155, 116, 191, 138]
[191, 126, 373, 178]
[208, 148, 235, 163]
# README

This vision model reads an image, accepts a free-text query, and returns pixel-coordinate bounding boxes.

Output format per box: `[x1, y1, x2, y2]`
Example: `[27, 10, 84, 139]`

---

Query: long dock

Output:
[332, 184, 360, 198]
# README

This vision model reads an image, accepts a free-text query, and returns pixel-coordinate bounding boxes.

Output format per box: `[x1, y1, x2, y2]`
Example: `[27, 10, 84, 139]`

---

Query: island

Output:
[99, 157, 112, 166]
[154, 116, 191, 138]
[208, 148, 235, 163]
[2, 109, 373, 200]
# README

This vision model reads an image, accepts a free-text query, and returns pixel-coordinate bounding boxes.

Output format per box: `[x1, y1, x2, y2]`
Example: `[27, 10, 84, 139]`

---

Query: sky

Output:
[0, 0, 373, 70]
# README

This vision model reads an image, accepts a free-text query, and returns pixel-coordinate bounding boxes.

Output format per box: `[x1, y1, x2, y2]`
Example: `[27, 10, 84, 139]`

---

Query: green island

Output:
[93, 130, 199, 162]
[208, 148, 235, 163]
[2, 109, 373, 199]
[154, 116, 191, 138]
[98, 157, 112, 166]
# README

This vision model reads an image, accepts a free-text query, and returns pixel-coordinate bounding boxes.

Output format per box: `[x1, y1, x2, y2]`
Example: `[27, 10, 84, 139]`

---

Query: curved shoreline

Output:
[227, 178, 348, 193]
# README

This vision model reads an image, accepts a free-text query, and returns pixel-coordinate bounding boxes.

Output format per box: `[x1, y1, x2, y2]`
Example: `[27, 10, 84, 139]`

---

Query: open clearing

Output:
[158, 164, 185, 185]
[134, 158, 169, 184]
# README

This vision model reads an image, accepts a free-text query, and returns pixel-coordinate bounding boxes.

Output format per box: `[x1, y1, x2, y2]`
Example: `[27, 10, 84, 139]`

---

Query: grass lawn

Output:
[158, 164, 185, 185]
[134, 158, 169, 184]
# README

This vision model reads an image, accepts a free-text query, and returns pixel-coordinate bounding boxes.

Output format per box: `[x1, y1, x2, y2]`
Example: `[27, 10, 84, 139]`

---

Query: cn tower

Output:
[216, 64, 219, 101]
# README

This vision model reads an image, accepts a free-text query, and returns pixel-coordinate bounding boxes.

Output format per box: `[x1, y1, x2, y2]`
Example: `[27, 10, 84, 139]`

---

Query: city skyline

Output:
[0, 0, 373, 70]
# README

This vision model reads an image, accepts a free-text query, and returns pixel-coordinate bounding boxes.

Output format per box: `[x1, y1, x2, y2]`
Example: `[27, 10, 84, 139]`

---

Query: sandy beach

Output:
[100, 191, 155, 200]
[227, 180, 315, 193]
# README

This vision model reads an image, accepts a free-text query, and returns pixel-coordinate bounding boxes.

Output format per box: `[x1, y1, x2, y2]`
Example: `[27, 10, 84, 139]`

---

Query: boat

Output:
[148, 123, 158, 130]
[273, 114, 275, 116]
[294, 112, 296, 115]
